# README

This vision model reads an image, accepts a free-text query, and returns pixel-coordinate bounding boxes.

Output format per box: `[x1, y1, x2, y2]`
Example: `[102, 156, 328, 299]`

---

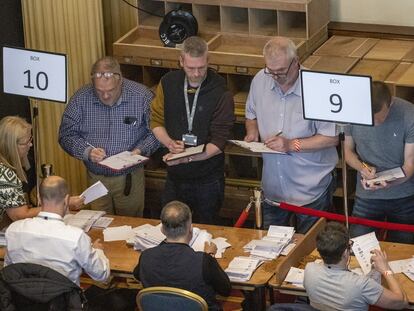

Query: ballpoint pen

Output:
[361, 161, 372, 173]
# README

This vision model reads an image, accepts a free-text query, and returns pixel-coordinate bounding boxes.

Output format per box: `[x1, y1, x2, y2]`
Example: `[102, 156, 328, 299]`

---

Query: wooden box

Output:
[364, 39, 414, 62]
[313, 35, 378, 58]
[302, 55, 359, 73]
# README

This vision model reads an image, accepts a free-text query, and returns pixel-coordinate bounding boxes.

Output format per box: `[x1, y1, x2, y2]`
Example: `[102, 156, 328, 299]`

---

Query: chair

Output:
[136, 286, 208, 311]
[0, 263, 86, 311]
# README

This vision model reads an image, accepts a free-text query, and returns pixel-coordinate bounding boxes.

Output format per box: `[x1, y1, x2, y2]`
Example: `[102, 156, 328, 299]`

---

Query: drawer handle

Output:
[150, 59, 163, 66]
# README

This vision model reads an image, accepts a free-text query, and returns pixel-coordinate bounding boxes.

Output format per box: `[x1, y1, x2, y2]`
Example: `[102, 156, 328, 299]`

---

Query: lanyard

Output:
[183, 76, 203, 133]
[36, 215, 63, 222]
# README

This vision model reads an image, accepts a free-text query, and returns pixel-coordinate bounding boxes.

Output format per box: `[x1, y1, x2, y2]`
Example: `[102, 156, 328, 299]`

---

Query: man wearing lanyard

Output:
[151, 36, 235, 224]
[59, 56, 160, 217]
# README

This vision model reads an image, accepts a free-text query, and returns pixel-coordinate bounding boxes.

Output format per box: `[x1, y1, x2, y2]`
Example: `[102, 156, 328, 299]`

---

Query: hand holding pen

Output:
[86, 142, 107, 163]
[264, 131, 289, 152]
[361, 161, 377, 180]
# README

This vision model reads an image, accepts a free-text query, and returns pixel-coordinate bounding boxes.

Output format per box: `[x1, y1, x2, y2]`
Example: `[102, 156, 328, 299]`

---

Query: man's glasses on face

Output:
[264, 58, 295, 79]
[91, 72, 121, 79]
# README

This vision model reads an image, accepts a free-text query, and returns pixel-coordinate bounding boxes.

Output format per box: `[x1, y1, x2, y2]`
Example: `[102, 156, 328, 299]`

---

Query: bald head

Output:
[39, 176, 69, 213]
[160, 201, 192, 240]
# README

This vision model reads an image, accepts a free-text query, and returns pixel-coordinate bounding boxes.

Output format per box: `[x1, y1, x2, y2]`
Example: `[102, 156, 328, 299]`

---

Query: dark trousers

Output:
[162, 175, 225, 224]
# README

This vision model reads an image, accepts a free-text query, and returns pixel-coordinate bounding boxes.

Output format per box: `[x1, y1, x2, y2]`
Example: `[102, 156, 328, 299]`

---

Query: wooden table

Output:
[268, 236, 414, 308]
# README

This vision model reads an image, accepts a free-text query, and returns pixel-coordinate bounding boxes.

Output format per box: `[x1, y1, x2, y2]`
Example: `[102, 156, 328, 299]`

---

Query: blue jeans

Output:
[262, 179, 335, 233]
[350, 195, 414, 243]
[162, 176, 224, 224]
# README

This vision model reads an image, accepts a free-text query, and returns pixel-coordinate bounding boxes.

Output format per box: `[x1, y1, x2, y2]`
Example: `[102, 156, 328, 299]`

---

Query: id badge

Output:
[182, 133, 197, 146]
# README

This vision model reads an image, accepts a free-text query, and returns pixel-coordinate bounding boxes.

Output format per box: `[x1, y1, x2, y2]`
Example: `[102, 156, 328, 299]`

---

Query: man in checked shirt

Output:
[59, 56, 160, 217]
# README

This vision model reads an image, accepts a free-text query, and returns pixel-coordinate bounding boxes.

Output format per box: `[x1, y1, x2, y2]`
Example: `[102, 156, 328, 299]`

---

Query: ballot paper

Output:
[92, 216, 114, 229]
[166, 144, 205, 161]
[225, 256, 262, 282]
[351, 232, 381, 275]
[284, 267, 305, 288]
[81, 181, 108, 204]
[365, 167, 405, 186]
[250, 240, 286, 260]
[389, 258, 414, 274]
[211, 237, 231, 259]
[64, 210, 106, 232]
[228, 140, 286, 154]
[103, 225, 134, 242]
[99, 151, 148, 171]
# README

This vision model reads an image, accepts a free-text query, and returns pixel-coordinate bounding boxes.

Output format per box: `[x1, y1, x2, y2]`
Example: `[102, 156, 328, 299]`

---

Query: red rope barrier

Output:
[279, 202, 414, 232]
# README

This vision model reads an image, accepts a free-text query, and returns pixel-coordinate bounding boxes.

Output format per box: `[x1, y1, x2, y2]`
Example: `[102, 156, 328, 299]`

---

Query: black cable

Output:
[120, 0, 164, 18]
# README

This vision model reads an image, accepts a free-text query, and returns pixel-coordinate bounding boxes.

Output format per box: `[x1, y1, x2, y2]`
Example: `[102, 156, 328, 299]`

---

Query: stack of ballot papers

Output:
[126, 223, 231, 258]
[351, 231, 381, 275]
[243, 225, 295, 260]
[389, 257, 414, 281]
[225, 256, 262, 282]
[64, 210, 106, 232]
[103, 225, 134, 242]
[284, 267, 305, 288]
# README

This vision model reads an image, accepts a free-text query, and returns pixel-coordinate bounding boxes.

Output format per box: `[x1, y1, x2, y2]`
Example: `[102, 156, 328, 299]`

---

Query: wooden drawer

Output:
[314, 35, 378, 58]
[302, 55, 359, 73]
[349, 59, 399, 82]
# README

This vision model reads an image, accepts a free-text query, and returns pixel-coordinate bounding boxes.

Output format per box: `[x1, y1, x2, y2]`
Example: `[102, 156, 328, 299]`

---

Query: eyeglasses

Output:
[18, 135, 33, 146]
[264, 58, 295, 79]
[91, 72, 121, 79]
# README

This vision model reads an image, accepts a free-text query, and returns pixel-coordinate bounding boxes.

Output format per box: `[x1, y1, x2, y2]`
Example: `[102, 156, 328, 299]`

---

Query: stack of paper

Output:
[103, 225, 134, 242]
[64, 210, 106, 232]
[389, 258, 414, 281]
[225, 256, 262, 282]
[243, 225, 295, 261]
[284, 267, 305, 288]
[126, 223, 231, 257]
[351, 231, 381, 275]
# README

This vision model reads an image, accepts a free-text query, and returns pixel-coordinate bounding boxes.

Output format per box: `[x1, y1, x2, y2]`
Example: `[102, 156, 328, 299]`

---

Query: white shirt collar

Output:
[37, 211, 64, 221]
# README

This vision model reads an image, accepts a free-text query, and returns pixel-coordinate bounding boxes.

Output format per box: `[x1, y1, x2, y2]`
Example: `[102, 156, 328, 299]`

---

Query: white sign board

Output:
[300, 70, 373, 126]
[3, 46, 67, 103]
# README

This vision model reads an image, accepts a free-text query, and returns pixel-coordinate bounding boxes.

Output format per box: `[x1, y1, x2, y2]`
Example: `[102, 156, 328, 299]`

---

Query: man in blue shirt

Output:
[59, 56, 160, 216]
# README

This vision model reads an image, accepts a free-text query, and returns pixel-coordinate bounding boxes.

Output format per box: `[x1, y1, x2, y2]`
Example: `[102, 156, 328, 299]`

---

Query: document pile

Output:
[351, 231, 381, 275]
[127, 223, 231, 257]
[225, 256, 262, 282]
[64, 210, 106, 232]
[284, 267, 305, 288]
[389, 258, 414, 282]
[243, 225, 295, 260]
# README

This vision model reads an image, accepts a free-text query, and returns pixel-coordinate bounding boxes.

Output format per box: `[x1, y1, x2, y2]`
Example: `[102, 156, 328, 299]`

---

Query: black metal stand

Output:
[339, 128, 349, 228]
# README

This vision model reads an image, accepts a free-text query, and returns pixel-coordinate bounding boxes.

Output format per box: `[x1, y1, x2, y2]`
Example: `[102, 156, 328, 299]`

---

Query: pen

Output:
[361, 161, 372, 173]
[86, 142, 96, 149]
[275, 131, 283, 137]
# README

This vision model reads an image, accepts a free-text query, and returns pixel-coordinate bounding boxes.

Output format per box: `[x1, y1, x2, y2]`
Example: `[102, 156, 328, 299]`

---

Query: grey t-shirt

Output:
[345, 97, 414, 199]
[304, 262, 383, 311]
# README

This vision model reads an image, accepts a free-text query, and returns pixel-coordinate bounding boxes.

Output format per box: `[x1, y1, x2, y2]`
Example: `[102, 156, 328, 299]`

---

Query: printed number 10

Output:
[330, 94, 342, 113]
[23, 70, 49, 91]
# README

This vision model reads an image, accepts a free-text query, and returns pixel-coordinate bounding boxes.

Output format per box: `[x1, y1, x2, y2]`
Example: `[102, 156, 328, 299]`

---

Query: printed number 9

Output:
[330, 94, 342, 113]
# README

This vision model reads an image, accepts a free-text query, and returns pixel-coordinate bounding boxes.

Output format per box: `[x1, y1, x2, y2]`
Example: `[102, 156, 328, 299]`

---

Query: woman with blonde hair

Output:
[0, 116, 83, 222]
[0, 116, 40, 221]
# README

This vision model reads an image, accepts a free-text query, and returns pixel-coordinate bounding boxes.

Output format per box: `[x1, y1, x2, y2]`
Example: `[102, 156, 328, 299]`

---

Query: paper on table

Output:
[99, 151, 148, 171]
[92, 216, 114, 229]
[64, 210, 105, 232]
[103, 225, 134, 242]
[351, 232, 381, 275]
[284, 267, 305, 288]
[81, 181, 108, 204]
[228, 140, 287, 154]
[366, 167, 405, 186]
[166, 144, 205, 161]
[389, 258, 414, 274]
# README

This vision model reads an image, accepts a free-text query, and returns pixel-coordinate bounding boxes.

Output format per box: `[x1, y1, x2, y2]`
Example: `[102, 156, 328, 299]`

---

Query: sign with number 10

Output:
[3, 46, 67, 103]
[300, 70, 373, 126]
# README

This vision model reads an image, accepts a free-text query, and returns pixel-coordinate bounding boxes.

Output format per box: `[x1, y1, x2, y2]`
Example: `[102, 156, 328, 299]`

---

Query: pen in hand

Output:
[275, 131, 283, 137]
[361, 161, 372, 173]
[86, 142, 96, 149]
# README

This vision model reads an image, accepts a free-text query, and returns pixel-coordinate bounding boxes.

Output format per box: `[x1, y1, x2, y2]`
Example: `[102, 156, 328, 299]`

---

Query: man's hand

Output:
[244, 133, 259, 142]
[162, 153, 190, 166]
[204, 242, 217, 256]
[68, 195, 85, 211]
[89, 148, 106, 162]
[264, 136, 290, 152]
[371, 249, 391, 274]
[93, 238, 104, 250]
[361, 179, 389, 191]
[360, 165, 377, 180]
[131, 148, 141, 155]
[167, 140, 185, 154]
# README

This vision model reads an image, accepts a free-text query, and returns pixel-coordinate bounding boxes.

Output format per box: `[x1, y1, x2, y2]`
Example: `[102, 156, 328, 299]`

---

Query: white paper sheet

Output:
[351, 232, 381, 275]
[365, 167, 405, 186]
[92, 216, 114, 229]
[81, 181, 108, 204]
[99, 151, 148, 170]
[229, 140, 287, 154]
[284, 267, 305, 288]
[103, 225, 134, 242]
[64, 210, 106, 232]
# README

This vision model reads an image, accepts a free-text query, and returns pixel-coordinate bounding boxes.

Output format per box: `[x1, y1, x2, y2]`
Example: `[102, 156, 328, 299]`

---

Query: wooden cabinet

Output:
[114, 0, 330, 222]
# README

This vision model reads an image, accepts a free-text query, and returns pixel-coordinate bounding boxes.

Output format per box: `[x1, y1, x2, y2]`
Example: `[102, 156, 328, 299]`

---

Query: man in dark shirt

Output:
[133, 201, 231, 310]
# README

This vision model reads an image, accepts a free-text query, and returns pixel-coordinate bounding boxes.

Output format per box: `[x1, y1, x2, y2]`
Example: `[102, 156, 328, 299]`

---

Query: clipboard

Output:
[166, 144, 205, 161]
[98, 151, 148, 171]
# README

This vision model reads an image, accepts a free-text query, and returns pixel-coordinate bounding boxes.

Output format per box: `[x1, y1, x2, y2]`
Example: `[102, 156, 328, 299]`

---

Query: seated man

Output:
[5, 175, 110, 285]
[303, 222, 407, 310]
[133, 201, 231, 310]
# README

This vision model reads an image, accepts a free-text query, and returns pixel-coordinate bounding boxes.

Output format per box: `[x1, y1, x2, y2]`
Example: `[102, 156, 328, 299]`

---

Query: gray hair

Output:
[263, 37, 297, 61]
[161, 201, 192, 240]
[91, 56, 121, 76]
[181, 36, 208, 58]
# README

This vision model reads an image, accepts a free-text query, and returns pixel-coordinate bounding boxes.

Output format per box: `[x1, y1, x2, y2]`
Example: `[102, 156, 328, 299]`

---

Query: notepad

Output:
[99, 151, 148, 171]
[365, 167, 405, 186]
[166, 144, 205, 161]
[228, 140, 286, 154]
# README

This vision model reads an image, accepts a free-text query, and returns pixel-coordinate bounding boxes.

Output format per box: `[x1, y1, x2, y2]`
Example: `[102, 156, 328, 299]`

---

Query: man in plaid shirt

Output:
[59, 56, 160, 216]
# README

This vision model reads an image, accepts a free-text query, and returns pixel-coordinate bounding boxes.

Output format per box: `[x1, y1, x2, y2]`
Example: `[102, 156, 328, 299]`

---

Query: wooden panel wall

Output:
[21, 0, 105, 195]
